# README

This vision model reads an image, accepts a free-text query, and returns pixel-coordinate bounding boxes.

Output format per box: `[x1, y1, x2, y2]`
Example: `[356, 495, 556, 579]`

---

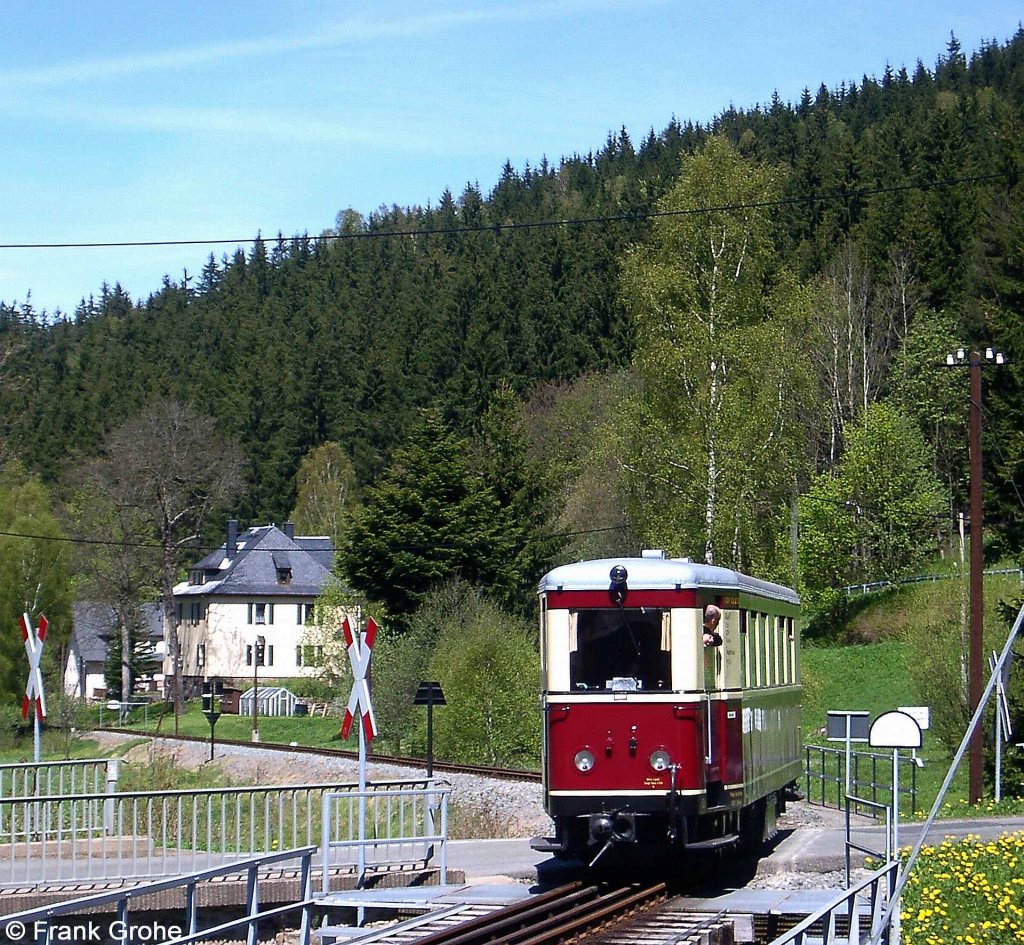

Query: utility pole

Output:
[944, 346, 1007, 805]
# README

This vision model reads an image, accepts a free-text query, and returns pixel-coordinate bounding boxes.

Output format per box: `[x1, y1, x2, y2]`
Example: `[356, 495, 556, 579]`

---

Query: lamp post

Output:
[943, 345, 1007, 805]
[252, 635, 265, 743]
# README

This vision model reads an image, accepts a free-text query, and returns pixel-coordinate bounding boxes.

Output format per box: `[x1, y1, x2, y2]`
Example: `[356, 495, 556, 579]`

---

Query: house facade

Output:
[169, 520, 335, 690]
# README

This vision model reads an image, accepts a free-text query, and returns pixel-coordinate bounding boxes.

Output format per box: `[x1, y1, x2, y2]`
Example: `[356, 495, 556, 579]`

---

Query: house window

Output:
[277, 567, 292, 585]
[246, 645, 252, 666]
[266, 645, 274, 667]
[248, 603, 274, 625]
[296, 645, 303, 667]
[297, 603, 314, 625]
[197, 643, 206, 670]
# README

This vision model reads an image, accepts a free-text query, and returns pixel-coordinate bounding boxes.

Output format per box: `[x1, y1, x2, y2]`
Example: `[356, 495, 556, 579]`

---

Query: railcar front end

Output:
[531, 551, 801, 864]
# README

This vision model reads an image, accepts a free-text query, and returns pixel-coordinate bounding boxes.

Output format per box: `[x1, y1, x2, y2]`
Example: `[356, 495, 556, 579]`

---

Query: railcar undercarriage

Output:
[533, 789, 785, 865]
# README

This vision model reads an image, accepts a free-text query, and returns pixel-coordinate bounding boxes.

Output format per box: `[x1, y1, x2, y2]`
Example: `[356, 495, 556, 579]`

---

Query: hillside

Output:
[0, 31, 1022, 539]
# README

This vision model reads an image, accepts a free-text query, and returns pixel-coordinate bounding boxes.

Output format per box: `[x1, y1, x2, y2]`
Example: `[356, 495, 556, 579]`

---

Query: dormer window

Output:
[272, 552, 292, 586]
[188, 569, 206, 586]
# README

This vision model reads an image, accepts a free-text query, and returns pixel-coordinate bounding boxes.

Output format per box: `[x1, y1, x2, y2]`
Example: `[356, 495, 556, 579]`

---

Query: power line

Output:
[0, 520, 631, 555]
[0, 172, 1008, 252]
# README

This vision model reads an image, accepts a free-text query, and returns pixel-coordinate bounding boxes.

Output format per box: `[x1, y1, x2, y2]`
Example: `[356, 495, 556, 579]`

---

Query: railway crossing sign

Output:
[341, 616, 378, 741]
[21, 612, 48, 722]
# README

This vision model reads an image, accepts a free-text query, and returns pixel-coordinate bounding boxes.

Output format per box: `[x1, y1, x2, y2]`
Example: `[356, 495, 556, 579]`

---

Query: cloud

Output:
[2, 99, 429, 150]
[0, 0, 626, 91]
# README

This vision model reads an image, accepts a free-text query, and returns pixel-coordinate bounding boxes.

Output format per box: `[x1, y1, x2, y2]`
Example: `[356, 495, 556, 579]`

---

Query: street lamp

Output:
[252, 635, 266, 743]
[943, 345, 1007, 805]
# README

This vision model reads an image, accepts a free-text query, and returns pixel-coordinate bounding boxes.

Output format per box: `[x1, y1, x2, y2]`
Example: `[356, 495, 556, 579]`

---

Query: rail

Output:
[843, 566, 1023, 597]
[99, 728, 543, 782]
[0, 777, 443, 887]
[766, 861, 899, 945]
[0, 845, 317, 945]
[804, 745, 916, 818]
[397, 881, 667, 945]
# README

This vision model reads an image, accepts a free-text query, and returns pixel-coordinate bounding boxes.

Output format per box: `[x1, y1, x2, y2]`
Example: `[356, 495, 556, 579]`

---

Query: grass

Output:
[106, 700, 350, 749]
[801, 564, 1024, 817]
[802, 640, 971, 817]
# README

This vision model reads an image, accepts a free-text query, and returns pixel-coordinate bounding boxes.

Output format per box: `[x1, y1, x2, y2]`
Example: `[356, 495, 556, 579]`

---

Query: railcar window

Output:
[742, 611, 751, 688]
[569, 608, 671, 691]
[755, 613, 765, 687]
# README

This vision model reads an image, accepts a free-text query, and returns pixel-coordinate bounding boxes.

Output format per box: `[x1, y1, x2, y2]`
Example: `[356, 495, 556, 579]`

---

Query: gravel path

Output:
[90, 731, 552, 838]
[90, 731, 855, 887]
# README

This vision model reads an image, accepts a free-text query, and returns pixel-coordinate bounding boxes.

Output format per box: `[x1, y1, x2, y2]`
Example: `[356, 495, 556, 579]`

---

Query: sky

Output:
[2, 0, 1022, 316]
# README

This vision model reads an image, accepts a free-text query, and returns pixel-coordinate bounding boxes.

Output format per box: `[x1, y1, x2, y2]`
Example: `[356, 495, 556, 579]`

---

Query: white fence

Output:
[321, 782, 450, 891]
[0, 777, 448, 889]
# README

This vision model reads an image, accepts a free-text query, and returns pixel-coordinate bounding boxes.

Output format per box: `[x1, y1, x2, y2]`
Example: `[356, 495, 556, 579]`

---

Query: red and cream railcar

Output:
[531, 551, 801, 863]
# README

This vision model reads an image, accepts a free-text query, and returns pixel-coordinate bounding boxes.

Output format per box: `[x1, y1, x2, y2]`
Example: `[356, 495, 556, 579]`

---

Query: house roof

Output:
[174, 524, 335, 598]
[70, 602, 163, 662]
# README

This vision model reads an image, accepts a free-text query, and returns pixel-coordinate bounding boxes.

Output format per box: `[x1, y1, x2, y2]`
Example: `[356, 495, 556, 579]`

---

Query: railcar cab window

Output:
[569, 608, 671, 691]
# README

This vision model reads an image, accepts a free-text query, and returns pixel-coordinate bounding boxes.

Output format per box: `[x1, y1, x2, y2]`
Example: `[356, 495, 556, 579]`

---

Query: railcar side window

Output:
[569, 608, 671, 691]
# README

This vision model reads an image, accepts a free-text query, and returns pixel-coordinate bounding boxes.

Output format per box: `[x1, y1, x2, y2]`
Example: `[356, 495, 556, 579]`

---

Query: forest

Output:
[1, 32, 1024, 755]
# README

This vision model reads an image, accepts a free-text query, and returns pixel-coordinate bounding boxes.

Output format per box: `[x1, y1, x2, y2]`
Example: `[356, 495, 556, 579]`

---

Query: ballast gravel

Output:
[90, 731, 855, 886]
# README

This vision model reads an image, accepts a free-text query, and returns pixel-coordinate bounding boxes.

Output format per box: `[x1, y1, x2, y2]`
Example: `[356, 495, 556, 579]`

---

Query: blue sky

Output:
[2, 1, 1021, 316]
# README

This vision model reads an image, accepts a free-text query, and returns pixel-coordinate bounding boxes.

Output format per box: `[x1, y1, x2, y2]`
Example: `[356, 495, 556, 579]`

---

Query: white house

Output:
[64, 602, 165, 701]
[169, 520, 336, 689]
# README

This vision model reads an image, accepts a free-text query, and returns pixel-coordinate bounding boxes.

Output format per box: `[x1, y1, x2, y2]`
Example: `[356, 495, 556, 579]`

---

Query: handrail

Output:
[0, 845, 318, 943]
[766, 861, 899, 945]
[843, 566, 1023, 596]
[844, 794, 891, 888]
[0, 777, 433, 807]
[0, 777, 448, 888]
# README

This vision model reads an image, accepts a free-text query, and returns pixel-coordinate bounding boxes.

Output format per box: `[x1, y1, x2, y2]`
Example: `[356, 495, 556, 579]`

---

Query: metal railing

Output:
[766, 860, 899, 945]
[0, 759, 117, 840]
[0, 845, 318, 945]
[844, 795, 891, 888]
[0, 778, 442, 887]
[0, 758, 114, 800]
[843, 566, 1023, 597]
[321, 781, 450, 891]
[805, 745, 917, 819]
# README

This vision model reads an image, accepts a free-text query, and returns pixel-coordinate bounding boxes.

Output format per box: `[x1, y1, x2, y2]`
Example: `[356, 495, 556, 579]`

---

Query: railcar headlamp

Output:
[573, 748, 596, 773]
[648, 749, 671, 772]
[609, 565, 628, 604]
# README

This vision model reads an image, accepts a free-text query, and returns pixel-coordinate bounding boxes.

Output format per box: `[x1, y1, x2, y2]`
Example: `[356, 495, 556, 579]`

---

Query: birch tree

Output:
[289, 441, 358, 550]
[99, 400, 244, 720]
[620, 137, 816, 576]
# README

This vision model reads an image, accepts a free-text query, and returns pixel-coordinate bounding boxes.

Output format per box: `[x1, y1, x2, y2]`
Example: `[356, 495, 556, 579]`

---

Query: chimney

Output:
[283, 521, 295, 540]
[226, 519, 238, 558]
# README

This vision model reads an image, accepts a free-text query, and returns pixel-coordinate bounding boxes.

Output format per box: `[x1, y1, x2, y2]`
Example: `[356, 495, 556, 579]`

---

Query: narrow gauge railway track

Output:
[104, 728, 542, 782]
[399, 882, 673, 945]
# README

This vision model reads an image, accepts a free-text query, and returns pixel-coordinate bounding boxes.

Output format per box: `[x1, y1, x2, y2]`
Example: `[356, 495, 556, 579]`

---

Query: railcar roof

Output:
[539, 555, 799, 605]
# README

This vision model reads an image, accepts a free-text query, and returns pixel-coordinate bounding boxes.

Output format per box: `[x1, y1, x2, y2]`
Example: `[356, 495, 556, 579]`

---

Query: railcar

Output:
[531, 550, 801, 864]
